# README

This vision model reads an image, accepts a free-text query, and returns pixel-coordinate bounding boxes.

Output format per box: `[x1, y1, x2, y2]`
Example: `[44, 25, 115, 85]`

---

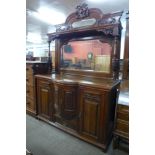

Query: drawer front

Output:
[26, 64, 33, 75]
[26, 97, 34, 110]
[117, 111, 129, 121]
[26, 85, 34, 99]
[26, 75, 34, 86]
[116, 119, 129, 133]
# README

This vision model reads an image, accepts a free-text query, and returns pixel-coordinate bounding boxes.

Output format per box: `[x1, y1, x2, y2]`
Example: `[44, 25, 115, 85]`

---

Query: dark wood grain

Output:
[35, 74, 120, 151]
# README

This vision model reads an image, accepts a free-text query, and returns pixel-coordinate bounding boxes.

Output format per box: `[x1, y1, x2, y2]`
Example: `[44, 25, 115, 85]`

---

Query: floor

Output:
[26, 115, 129, 155]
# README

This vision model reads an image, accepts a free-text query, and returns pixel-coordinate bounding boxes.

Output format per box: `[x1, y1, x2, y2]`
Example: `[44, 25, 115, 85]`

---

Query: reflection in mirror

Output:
[61, 39, 112, 73]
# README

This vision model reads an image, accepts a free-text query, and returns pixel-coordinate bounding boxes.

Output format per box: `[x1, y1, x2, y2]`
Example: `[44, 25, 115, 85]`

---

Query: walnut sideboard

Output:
[34, 74, 120, 151]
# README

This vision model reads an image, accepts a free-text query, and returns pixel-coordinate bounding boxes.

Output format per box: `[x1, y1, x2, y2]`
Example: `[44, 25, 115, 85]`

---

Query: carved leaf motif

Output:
[98, 28, 113, 35]
[98, 18, 116, 25]
[76, 3, 89, 19]
[56, 24, 72, 32]
[84, 93, 100, 102]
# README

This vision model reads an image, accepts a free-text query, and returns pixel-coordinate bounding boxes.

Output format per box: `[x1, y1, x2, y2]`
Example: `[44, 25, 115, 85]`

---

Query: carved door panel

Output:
[79, 88, 102, 140]
[54, 82, 78, 130]
[37, 80, 51, 120]
[59, 88, 77, 119]
[58, 85, 77, 119]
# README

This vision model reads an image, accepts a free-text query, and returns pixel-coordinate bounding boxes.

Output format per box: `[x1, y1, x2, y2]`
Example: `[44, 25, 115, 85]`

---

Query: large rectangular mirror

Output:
[60, 39, 112, 73]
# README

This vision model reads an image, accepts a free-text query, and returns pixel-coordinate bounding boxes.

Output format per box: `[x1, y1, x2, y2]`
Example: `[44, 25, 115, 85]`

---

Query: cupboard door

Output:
[79, 89, 101, 140]
[59, 89, 77, 120]
[37, 80, 51, 120]
[54, 82, 78, 130]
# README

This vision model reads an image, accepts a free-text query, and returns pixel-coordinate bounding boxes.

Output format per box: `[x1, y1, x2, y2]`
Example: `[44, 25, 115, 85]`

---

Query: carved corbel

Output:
[49, 34, 59, 41]
[98, 26, 121, 37]
[97, 28, 113, 36]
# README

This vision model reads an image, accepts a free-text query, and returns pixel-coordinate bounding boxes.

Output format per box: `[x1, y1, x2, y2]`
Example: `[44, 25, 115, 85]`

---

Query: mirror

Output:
[61, 39, 112, 73]
[72, 18, 96, 28]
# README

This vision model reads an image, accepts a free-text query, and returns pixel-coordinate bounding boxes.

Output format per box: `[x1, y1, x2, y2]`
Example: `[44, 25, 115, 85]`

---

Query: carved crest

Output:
[76, 3, 89, 19]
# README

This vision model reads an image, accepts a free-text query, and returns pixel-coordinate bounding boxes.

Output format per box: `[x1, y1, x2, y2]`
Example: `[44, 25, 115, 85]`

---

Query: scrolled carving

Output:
[56, 24, 72, 32]
[55, 25, 61, 32]
[98, 28, 113, 35]
[48, 34, 59, 41]
[98, 17, 116, 25]
[76, 3, 89, 19]
[102, 28, 113, 35]
[84, 93, 100, 102]
[98, 26, 120, 36]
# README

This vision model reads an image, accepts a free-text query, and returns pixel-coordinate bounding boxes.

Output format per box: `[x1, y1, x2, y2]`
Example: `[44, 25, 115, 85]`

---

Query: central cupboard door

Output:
[79, 86, 104, 141]
[54, 81, 78, 130]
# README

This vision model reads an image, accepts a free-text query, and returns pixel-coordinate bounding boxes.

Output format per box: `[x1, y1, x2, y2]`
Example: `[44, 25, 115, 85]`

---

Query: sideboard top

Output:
[35, 74, 120, 90]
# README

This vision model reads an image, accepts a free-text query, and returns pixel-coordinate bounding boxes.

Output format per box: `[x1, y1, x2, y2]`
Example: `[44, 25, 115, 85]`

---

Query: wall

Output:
[63, 40, 112, 60]
[26, 42, 55, 57]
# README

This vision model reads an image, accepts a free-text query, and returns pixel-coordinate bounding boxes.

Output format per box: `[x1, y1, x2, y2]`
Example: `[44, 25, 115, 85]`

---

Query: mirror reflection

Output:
[61, 39, 112, 73]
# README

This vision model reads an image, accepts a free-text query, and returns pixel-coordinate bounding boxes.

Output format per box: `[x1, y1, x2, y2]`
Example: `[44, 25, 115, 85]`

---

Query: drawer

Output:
[26, 85, 34, 99]
[26, 64, 33, 75]
[117, 104, 129, 113]
[116, 119, 129, 134]
[117, 111, 129, 121]
[26, 75, 34, 86]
